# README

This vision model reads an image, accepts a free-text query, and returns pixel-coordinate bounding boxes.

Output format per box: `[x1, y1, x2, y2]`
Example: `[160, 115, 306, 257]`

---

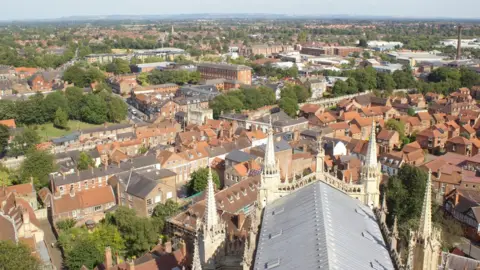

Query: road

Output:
[39, 219, 64, 270]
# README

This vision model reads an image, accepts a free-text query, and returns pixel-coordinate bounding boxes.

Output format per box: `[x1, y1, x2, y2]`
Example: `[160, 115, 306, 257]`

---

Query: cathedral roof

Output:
[254, 181, 394, 270]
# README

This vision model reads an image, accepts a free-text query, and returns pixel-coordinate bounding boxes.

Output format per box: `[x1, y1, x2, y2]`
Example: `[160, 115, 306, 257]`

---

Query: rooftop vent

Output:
[269, 230, 283, 240]
[265, 258, 281, 269]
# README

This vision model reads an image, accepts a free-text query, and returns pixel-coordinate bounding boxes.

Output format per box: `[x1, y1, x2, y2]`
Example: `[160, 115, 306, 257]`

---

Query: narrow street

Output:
[39, 219, 64, 270]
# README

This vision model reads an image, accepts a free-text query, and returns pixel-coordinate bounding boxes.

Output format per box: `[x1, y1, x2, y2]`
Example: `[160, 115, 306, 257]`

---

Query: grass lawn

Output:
[36, 120, 123, 141]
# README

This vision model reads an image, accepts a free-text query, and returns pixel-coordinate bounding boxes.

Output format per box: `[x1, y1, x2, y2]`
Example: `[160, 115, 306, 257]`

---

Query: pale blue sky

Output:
[1, 0, 478, 21]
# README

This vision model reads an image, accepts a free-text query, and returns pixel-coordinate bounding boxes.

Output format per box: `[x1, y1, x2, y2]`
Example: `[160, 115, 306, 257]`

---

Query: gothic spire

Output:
[203, 166, 218, 230]
[418, 169, 433, 237]
[192, 224, 202, 270]
[263, 115, 277, 174]
[365, 119, 378, 167]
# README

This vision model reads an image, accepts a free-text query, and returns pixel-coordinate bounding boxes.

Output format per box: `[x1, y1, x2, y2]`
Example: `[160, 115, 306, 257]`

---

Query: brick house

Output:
[416, 128, 448, 153]
[108, 169, 177, 216]
[107, 74, 138, 95]
[28, 71, 63, 91]
[377, 129, 400, 153]
[50, 186, 116, 225]
[417, 112, 433, 130]
[446, 136, 473, 156]
[197, 63, 252, 85]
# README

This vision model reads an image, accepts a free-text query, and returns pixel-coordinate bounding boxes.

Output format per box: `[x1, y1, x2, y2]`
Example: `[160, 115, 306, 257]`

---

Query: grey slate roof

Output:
[254, 181, 394, 270]
[126, 172, 158, 199]
[51, 132, 80, 144]
[52, 154, 159, 186]
[256, 139, 291, 153]
[197, 62, 251, 71]
[225, 150, 255, 163]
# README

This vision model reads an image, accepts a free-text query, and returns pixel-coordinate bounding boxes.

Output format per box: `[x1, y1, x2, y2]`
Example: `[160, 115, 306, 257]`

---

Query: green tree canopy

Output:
[0, 240, 40, 270]
[80, 94, 108, 124]
[106, 58, 131, 75]
[187, 167, 220, 195]
[53, 107, 69, 130]
[376, 72, 396, 91]
[152, 199, 181, 232]
[19, 149, 56, 188]
[386, 165, 427, 233]
[77, 152, 95, 170]
[42, 91, 68, 122]
[8, 127, 41, 157]
[65, 86, 85, 120]
[279, 97, 298, 117]
[105, 207, 159, 257]
[0, 124, 10, 154]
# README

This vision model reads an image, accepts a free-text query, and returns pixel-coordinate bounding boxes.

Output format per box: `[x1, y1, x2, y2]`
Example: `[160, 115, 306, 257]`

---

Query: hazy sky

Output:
[1, 0, 478, 20]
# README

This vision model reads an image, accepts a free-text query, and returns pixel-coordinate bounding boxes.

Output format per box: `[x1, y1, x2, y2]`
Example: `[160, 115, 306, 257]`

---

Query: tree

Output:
[19, 149, 56, 188]
[407, 108, 416, 116]
[376, 73, 396, 91]
[105, 207, 158, 257]
[385, 119, 406, 139]
[187, 167, 220, 195]
[0, 240, 40, 270]
[386, 165, 427, 234]
[393, 70, 416, 89]
[65, 86, 85, 120]
[64, 238, 103, 270]
[428, 67, 461, 83]
[292, 85, 310, 103]
[279, 97, 299, 117]
[53, 108, 69, 129]
[8, 128, 41, 156]
[0, 124, 9, 154]
[332, 80, 349, 97]
[152, 199, 181, 232]
[358, 38, 368, 48]
[106, 95, 128, 123]
[77, 152, 94, 170]
[106, 58, 131, 75]
[56, 219, 76, 231]
[81, 94, 108, 124]
[460, 67, 480, 88]
[298, 31, 307, 43]
[42, 91, 69, 122]
[362, 51, 371, 59]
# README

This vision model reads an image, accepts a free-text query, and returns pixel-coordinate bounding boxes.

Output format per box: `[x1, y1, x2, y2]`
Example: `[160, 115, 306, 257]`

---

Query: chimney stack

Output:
[165, 241, 172, 253]
[105, 247, 113, 269]
[126, 258, 135, 270]
[457, 25, 462, 60]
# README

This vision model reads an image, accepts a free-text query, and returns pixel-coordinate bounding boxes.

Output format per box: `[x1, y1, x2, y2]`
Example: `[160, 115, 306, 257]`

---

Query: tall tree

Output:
[106, 58, 131, 75]
[376, 73, 396, 91]
[81, 94, 108, 124]
[187, 167, 220, 195]
[77, 152, 94, 170]
[106, 96, 128, 123]
[53, 107, 69, 129]
[0, 240, 40, 270]
[65, 86, 85, 120]
[8, 128, 40, 156]
[19, 149, 56, 188]
[105, 207, 159, 257]
[42, 91, 69, 122]
[279, 97, 299, 117]
[64, 238, 102, 270]
[0, 124, 10, 154]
